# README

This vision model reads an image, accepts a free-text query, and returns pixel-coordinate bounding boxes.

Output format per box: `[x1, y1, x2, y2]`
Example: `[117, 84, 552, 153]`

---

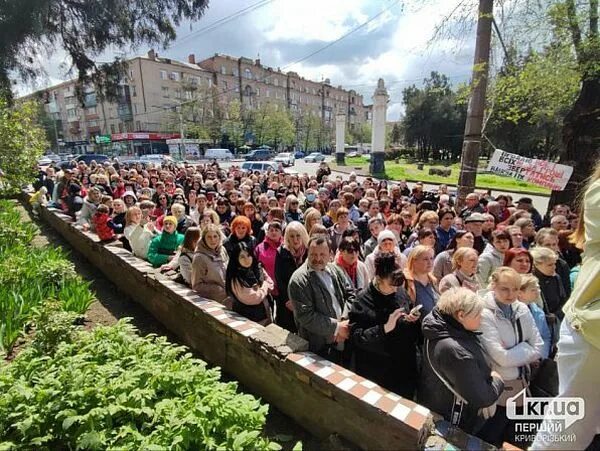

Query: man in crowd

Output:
[288, 236, 355, 364]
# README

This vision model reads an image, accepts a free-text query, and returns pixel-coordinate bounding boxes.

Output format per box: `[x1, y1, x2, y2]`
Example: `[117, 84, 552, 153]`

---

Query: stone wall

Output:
[31, 199, 492, 450]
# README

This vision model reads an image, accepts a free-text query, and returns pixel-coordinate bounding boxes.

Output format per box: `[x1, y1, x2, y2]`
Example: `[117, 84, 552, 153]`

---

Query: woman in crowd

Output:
[419, 287, 504, 435]
[161, 226, 199, 285]
[477, 229, 511, 286]
[147, 216, 185, 268]
[407, 210, 439, 248]
[191, 224, 230, 306]
[335, 236, 369, 291]
[284, 195, 304, 223]
[77, 186, 102, 229]
[226, 242, 274, 326]
[403, 245, 439, 316]
[243, 202, 264, 238]
[438, 247, 480, 293]
[530, 246, 567, 321]
[503, 247, 533, 274]
[223, 215, 256, 257]
[198, 209, 220, 230]
[518, 274, 552, 359]
[274, 221, 309, 332]
[478, 267, 543, 447]
[348, 253, 421, 398]
[255, 221, 283, 311]
[124, 206, 157, 260]
[435, 207, 456, 254]
[365, 230, 408, 279]
[303, 207, 322, 235]
[151, 193, 170, 220]
[433, 230, 475, 281]
[170, 202, 195, 235]
[322, 198, 341, 228]
[403, 227, 437, 257]
[328, 207, 351, 253]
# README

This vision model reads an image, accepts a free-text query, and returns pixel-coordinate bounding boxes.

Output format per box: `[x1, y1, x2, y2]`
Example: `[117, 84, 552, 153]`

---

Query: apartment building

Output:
[28, 50, 369, 150]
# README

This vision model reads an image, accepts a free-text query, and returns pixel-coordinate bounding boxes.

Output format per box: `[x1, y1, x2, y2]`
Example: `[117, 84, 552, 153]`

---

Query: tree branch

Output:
[591, 0, 598, 37]
[565, 0, 583, 62]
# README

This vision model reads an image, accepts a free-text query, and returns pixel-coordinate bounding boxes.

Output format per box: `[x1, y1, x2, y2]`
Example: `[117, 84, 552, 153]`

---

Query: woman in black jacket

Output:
[347, 252, 421, 399]
[274, 221, 309, 333]
[418, 287, 504, 435]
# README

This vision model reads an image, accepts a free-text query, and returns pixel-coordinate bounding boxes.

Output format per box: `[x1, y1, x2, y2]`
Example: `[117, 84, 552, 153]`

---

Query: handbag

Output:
[528, 358, 558, 398]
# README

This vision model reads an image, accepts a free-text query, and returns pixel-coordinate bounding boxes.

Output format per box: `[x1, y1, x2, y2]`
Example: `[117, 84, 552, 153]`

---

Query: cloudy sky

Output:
[21, 0, 485, 120]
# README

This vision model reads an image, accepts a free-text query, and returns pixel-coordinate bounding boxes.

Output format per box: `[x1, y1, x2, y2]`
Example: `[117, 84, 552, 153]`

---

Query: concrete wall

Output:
[31, 199, 492, 450]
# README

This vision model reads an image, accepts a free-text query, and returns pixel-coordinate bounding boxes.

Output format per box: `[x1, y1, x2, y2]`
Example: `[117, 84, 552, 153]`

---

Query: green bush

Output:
[0, 320, 278, 451]
[0, 201, 93, 352]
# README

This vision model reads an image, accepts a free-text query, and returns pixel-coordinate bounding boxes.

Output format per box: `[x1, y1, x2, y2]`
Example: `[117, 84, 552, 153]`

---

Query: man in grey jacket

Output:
[288, 236, 355, 364]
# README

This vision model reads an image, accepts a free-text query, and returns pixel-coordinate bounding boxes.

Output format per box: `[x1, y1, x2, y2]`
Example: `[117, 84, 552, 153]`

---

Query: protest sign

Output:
[486, 149, 573, 191]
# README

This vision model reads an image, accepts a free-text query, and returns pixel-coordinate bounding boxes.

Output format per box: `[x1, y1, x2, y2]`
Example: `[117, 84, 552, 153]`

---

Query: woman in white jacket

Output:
[477, 266, 543, 448]
[124, 206, 158, 260]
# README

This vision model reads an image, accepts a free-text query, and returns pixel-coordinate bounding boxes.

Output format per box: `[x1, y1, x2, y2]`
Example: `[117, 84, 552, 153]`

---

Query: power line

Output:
[132, 0, 402, 120]
[167, 0, 276, 50]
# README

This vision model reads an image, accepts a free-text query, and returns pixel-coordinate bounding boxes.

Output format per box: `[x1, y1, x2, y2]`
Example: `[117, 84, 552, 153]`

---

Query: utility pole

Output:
[456, 0, 494, 210]
[178, 109, 185, 161]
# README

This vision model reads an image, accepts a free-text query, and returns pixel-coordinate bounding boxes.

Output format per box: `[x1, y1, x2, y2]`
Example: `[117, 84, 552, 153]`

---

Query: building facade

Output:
[27, 50, 370, 151]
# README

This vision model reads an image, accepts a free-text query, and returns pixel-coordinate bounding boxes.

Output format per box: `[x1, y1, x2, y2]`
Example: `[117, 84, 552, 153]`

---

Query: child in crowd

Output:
[162, 226, 201, 285]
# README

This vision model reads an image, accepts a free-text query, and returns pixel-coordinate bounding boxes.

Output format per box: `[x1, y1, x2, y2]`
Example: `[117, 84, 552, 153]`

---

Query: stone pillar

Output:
[335, 114, 346, 165]
[370, 78, 389, 175]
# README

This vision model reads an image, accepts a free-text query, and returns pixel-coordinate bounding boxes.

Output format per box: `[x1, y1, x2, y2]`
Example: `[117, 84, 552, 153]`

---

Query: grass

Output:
[340, 157, 551, 195]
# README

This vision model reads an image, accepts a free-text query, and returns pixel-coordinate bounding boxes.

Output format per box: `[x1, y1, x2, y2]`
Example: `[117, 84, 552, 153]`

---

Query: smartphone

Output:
[409, 305, 423, 316]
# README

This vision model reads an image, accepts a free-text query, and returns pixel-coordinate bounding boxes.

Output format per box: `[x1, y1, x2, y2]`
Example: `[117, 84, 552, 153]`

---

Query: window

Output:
[110, 124, 116, 134]
[67, 108, 77, 118]
[275, 91, 279, 99]
[266, 89, 270, 98]
[134, 104, 139, 114]
[175, 89, 182, 99]
[170, 72, 180, 81]
[221, 66, 226, 75]
[161, 86, 169, 98]
[160, 70, 167, 80]
[256, 88, 260, 97]
[244, 68, 252, 79]
[129, 70, 134, 79]
[313, 88, 316, 95]
[86, 106, 97, 115]
[208, 79, 212, 87]
[185, 90, 193, 100]
[223, 81, 228, 90]
[274, 78, 279, 87]
[131, 85, 137, 97]
[136, 121, 141, 131]
[88, 120, 98, 127]
[233, 68, 239, 77]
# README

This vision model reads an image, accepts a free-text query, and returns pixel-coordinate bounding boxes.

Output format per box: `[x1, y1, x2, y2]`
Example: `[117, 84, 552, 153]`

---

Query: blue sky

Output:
[19, 0, 483, 120]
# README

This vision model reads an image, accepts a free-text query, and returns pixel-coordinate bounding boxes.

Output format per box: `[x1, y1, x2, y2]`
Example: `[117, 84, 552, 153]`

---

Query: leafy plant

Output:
[0, 320, 278, 451]
[30, 303, 80, 356]
[57, 278, 96, 314]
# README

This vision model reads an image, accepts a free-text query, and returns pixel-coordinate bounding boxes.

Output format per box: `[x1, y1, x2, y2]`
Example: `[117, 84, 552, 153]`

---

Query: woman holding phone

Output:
[348, 252, 421, 398]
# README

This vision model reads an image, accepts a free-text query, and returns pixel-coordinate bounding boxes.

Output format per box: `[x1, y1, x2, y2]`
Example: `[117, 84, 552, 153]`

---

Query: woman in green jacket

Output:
[147, 216, 184, 267]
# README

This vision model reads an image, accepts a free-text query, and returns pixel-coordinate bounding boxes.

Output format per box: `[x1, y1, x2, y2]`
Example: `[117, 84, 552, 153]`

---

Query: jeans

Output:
[531, 320, 600, 450]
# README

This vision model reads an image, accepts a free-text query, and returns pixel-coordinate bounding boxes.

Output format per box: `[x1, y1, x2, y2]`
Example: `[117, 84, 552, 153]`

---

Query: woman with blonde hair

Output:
[303, 207, 322, 235]
[407, 210, 439, 248]
[322, 198, 341, 228]
[191, 224, 230, 306]
[284, 194, 303, 223]
[274, 221, 310, 332]
[198, 209, 220, 230]
[478, 267, 543, 447]
[403, 245, 439, 316]
[438, 247, 480, 293]
[530, 246, 566, 322]
[123, 205, 157, 259]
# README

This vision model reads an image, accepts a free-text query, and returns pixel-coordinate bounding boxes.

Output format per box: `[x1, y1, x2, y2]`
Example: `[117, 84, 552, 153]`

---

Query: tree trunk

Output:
[548, 78, 600, 212]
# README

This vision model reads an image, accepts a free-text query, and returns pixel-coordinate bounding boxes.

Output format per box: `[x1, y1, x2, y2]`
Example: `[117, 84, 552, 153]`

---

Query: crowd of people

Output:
[31, 157, 597, 449]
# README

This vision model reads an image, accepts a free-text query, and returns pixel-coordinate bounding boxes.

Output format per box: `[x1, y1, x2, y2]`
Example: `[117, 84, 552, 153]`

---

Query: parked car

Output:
[294, 150, 305, 159]
[244, 149, 275, 161]
[205, 148, 233, 160]
[304, 152, 326, 163]
[139, 154, 172, 164]
[273, 152, 295, 167]
[240, 161, 277, 172]
[37, 153, 61, 166]
[60, 154, 110, 169]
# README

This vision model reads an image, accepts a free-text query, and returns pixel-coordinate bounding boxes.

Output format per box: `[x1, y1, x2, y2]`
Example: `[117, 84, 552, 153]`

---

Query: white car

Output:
[273, 152, 295, 167]
[139, 154, 172, 164]
[38, 154, 61, 166]
[205, 148, 233, 160]
[304, 152, 326, 163]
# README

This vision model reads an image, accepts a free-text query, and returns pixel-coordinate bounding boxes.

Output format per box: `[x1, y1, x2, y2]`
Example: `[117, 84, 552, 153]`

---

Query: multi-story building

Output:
[25, 50, 369, 152]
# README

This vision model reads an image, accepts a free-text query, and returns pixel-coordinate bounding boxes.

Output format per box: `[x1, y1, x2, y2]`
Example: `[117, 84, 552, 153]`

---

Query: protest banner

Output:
[486, 149, 573, 191]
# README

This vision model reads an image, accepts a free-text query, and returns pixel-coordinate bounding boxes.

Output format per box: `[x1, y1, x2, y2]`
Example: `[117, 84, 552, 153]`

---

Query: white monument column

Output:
[335, 113, 346, 165]
[370, 78, 389, 174]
